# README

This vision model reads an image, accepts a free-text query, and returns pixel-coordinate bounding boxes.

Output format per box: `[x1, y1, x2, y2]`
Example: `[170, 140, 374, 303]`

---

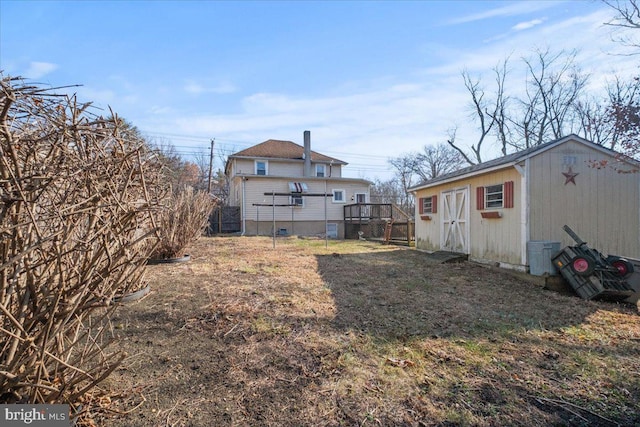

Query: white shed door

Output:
[441, 187, 469, 253]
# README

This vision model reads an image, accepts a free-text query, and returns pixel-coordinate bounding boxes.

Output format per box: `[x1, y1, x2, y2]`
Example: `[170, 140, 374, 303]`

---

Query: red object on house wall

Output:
[504, 181, 514, 208]
[476, 187, 485, 210]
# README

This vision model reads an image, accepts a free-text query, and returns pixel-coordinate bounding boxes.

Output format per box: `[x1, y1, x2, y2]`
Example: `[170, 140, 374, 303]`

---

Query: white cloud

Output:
[184, 79, 236, 95]
[137, 5, 632, 181]
[150, 105, 174, 115]
[512, 18, 545, 31]
[75, 87, 116, 106]
[448, 1, 561, 25]
[144, 81, 471, 180]
[24, 61, 58, 79]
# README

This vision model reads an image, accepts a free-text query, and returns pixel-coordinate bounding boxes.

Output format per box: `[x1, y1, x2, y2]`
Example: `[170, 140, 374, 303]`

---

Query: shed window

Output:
[477, 181, 514, 210]
[485, 184, 504, 208]
[419, 195, 438, 214]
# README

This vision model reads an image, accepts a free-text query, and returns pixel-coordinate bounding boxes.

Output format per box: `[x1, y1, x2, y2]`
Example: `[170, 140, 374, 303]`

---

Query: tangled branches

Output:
[150, 187, 217, 260]
[0, 76, 164, 404]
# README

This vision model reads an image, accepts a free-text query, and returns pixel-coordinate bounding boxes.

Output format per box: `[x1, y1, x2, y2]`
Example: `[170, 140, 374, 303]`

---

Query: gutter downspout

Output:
[324, 179, 328, 248]
[516, 161, 530, 267]
[241, 177, 247, 236]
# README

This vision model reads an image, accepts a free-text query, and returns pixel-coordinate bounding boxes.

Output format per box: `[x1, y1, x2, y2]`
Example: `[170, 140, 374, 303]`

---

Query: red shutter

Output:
[504, 181, 514, 208]
[431, 195, 437, 214]
[418, 198, 424, 214]
[476, 186, 485, 210]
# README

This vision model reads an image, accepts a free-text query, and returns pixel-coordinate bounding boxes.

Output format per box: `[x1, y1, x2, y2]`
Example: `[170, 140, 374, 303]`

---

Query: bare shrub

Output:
[150, 187, 217, 260]
[0, 76, 164, 404]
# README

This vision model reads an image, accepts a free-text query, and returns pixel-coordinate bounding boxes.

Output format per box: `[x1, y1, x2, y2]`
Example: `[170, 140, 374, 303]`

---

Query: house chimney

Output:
[303, 130, 312, 177]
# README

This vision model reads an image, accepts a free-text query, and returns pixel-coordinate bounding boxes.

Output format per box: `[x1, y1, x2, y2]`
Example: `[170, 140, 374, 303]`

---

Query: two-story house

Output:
[225, 131, 371, 237]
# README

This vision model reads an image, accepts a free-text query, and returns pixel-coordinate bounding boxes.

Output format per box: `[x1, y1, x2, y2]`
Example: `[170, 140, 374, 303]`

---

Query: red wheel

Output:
[571, 256, 595, 276]
[611, 259, 634, 277]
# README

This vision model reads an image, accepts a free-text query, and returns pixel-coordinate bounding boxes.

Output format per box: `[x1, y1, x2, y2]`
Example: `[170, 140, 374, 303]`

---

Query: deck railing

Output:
[344, 203, 414, 245]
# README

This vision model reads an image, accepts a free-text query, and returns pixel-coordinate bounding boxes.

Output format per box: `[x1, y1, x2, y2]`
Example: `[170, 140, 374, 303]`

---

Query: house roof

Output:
[229, 139, 346, 164]
[409, 134, 637, 192]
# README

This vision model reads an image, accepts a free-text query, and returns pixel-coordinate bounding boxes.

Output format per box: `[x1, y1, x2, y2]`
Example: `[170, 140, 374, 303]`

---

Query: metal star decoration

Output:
[562, 166, 579, 185]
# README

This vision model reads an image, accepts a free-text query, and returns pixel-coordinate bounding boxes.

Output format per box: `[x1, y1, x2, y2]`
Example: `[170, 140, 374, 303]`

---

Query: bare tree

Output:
[609, 77, 640, 156]
[577, 75, 640, 154]
[603, 0, 640, 53]
[447, 60, 509, 164]
[193, 148, 211, 186]
[413, 143, 466, 181]
[370, 177, 404, 206]
[449, 48, 589, 162]
[388, 154, 418, 212]
[490, 59, 512, 156]
[514, 48, 587, 149]
[444, 127, 473, 167]
[576, 96, 613, 146]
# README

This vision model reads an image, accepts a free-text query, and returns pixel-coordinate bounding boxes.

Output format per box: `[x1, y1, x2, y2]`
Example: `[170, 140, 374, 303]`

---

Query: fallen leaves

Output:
[385, 357, 415, 368]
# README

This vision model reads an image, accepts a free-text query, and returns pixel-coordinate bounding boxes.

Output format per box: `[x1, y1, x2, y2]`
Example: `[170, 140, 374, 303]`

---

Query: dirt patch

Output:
[95, 236, 640, 426]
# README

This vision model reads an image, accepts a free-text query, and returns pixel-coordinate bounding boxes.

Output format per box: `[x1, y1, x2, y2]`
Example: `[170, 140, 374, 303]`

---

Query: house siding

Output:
[231, 158, 343, 178]
[229, 175, 369, 236]
[242, 178, 341, 221]
[528, 140, 640, 259]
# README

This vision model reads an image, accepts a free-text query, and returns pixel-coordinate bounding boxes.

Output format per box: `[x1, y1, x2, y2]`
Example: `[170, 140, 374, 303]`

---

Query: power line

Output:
[140, 130, 396, 161]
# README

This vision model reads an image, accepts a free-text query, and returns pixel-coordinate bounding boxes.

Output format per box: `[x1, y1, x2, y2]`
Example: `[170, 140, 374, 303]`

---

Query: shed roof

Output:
[229, 139, 346, 164]
[409, 134, 636, 191]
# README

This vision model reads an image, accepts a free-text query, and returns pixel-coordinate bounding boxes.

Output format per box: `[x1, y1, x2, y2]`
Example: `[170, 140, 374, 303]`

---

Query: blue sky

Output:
[0, 0, 636, 180]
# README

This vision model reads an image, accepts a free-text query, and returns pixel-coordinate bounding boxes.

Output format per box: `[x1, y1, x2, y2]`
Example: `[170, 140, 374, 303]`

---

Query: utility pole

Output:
[207, 138, 215, 193]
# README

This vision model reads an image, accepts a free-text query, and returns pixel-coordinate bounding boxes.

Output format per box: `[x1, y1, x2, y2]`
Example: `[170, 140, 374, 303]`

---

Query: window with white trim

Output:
[332, 189, 345, 203]
[290, 195, 304, 207]
[354, 193, 367, 204]
[485, 184, 504, 208]
[255, 160, 268, 176]
[316, 164, 326, 177]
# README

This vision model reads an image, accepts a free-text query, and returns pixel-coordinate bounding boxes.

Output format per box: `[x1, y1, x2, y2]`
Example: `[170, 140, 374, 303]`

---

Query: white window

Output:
[332, 189, 345, 203]
[485, 184, 503, 208]
[255, 160, 268, 176]
[290, 195, 304, 207]
[355, 193, 367, 204]
[316, 164, 326, 177]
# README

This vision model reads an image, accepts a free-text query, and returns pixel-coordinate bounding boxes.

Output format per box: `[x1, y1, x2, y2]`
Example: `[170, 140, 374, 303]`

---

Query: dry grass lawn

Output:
[95, 236, 640, 426]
